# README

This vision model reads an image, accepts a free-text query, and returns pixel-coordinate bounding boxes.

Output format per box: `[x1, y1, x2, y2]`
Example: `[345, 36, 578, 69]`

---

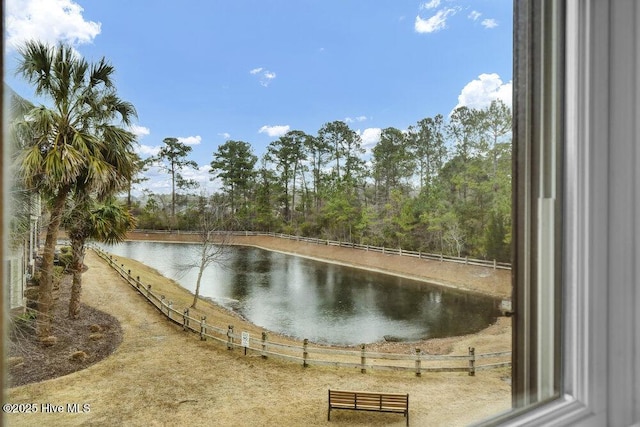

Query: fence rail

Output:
[92, 245, 511, 377]
[130, 229, 512, 270]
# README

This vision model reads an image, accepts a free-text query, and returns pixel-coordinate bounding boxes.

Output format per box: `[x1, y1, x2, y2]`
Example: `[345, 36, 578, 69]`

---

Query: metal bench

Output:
[327, 389, 409, 426]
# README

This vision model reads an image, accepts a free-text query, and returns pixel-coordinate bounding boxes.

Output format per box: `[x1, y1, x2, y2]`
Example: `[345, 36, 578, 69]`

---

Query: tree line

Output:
[137, 101, 512, 263]
[8, 41, 511, 341]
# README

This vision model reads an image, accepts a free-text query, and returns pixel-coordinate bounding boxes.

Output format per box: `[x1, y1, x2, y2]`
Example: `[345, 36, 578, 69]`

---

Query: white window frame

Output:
[482, 0, 640, 426]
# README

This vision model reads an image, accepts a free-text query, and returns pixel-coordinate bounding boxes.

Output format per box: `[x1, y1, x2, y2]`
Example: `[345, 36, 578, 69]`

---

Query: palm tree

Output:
[64, 196, 136, 319]
[13, 41, 137, 338]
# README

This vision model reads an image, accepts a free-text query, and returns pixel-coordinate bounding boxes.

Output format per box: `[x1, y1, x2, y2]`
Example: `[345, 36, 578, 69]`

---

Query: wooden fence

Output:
[92, 246, 511, 376]
[131, 229, 512, 271]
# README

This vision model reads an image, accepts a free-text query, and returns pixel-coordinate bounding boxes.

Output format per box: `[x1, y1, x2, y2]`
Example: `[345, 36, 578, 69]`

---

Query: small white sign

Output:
[241, 331, 250, 347]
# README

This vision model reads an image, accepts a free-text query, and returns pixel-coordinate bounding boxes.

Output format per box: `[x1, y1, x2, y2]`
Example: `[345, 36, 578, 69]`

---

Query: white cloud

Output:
[250, 67, 277, 87]
[134, 135, 200, 161]
[5, 0, 101, 50]
[422, 0, 441, 10]
[260, 72, 277, 87]
[131, 163, 221, 196]
[259, 125, 290, 137]
[179, 164, 212, 185]
[481, 19, 498, 29]
[454, 73, 512, 111]
[468, 11, 482, 21]
[345, 115, 368, 123]
[358, 128, 382, 151]
[219, 132, 231, 139]
[178, 135, 202, 146]
[415, 8, 458, 34]
[129, 124, 150, 139]
[136, 144, 161, 157]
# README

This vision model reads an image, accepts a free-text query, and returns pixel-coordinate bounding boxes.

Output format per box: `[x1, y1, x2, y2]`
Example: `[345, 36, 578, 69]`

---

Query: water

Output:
[97, 241, 501, 345]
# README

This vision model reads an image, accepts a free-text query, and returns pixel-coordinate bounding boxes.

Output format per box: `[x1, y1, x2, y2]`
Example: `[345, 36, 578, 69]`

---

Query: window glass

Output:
[511, 0, 564, 411]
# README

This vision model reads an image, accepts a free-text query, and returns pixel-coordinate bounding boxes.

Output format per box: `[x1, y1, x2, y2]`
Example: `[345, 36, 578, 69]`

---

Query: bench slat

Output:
[328, 389, 409, 426]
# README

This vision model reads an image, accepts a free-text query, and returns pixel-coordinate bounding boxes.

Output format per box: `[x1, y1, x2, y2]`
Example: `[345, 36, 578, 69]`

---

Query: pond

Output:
[97, 241, 501, 345]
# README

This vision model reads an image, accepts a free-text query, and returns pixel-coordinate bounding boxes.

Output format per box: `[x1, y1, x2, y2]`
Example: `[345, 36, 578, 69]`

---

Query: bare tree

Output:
[444, 219, 465, 258]
[177, 198, 232, 309]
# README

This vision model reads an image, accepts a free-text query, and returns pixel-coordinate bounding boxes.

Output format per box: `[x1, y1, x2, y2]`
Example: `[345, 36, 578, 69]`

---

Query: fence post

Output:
[440, 253, 443, 262]
[183, 308, 190, 331]
[168, 301, 173, 319]
[136, 276, 141, 289]
[468, 347, 476, 376]
[415, 348, 422, 377]
[360, 344, 367, 373]
[160, 295, 165, 311]
[465, 256, 469, 265]
[303, 339, 309, 367]
[399, 247, 403, 256]
[200, 316, 207, 340]
[261, 332, 268, 359]
[127, 269, 131, 279]
[146, 284, 152, 298]
[227, 325, 234, 350]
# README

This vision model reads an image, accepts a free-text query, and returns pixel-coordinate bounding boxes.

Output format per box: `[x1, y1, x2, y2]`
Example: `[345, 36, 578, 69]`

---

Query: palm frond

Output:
[14, 40, 139, 212]
[15, 41, 54, 96]
[89, 57, 115, 89]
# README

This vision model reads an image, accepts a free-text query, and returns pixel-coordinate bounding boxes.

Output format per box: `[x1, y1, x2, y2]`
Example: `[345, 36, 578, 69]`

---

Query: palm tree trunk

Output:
[37, 188, 69, 339]
[68, 236, 86, 319]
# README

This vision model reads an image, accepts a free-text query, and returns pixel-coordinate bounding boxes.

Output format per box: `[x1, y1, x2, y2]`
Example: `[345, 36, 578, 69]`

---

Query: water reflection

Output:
[98, 241, 501, 345]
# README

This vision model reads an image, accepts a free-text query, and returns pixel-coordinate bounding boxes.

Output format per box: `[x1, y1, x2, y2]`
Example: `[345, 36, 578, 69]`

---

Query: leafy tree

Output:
[304, 134, 331, 214]
[210, 140, 257, 215]
[481, 100, 512, 178]
[446, 106, 487, 201]
[372, 127, 415, 203]
[14, 41, 137, 338]
[407, 114, 446, 192]
[266, 130, 309, 222]
[317, 121, 365, 189]
[320, 189, 359, 241]
[64, 196, 136, 318]
[155, 137, 198, 219]
[126, 154, 152, 208]
[484, 210, 510, 262]
[253, 156, 281, 231]
[480, 100, 513, 255]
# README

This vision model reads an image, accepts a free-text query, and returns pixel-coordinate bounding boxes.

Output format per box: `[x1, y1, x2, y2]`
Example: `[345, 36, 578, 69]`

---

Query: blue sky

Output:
[4, 0, 512, 195]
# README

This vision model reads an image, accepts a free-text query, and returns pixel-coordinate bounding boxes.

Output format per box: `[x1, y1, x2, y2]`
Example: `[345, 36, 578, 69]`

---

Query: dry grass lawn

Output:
[5, 235, 512, 426]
